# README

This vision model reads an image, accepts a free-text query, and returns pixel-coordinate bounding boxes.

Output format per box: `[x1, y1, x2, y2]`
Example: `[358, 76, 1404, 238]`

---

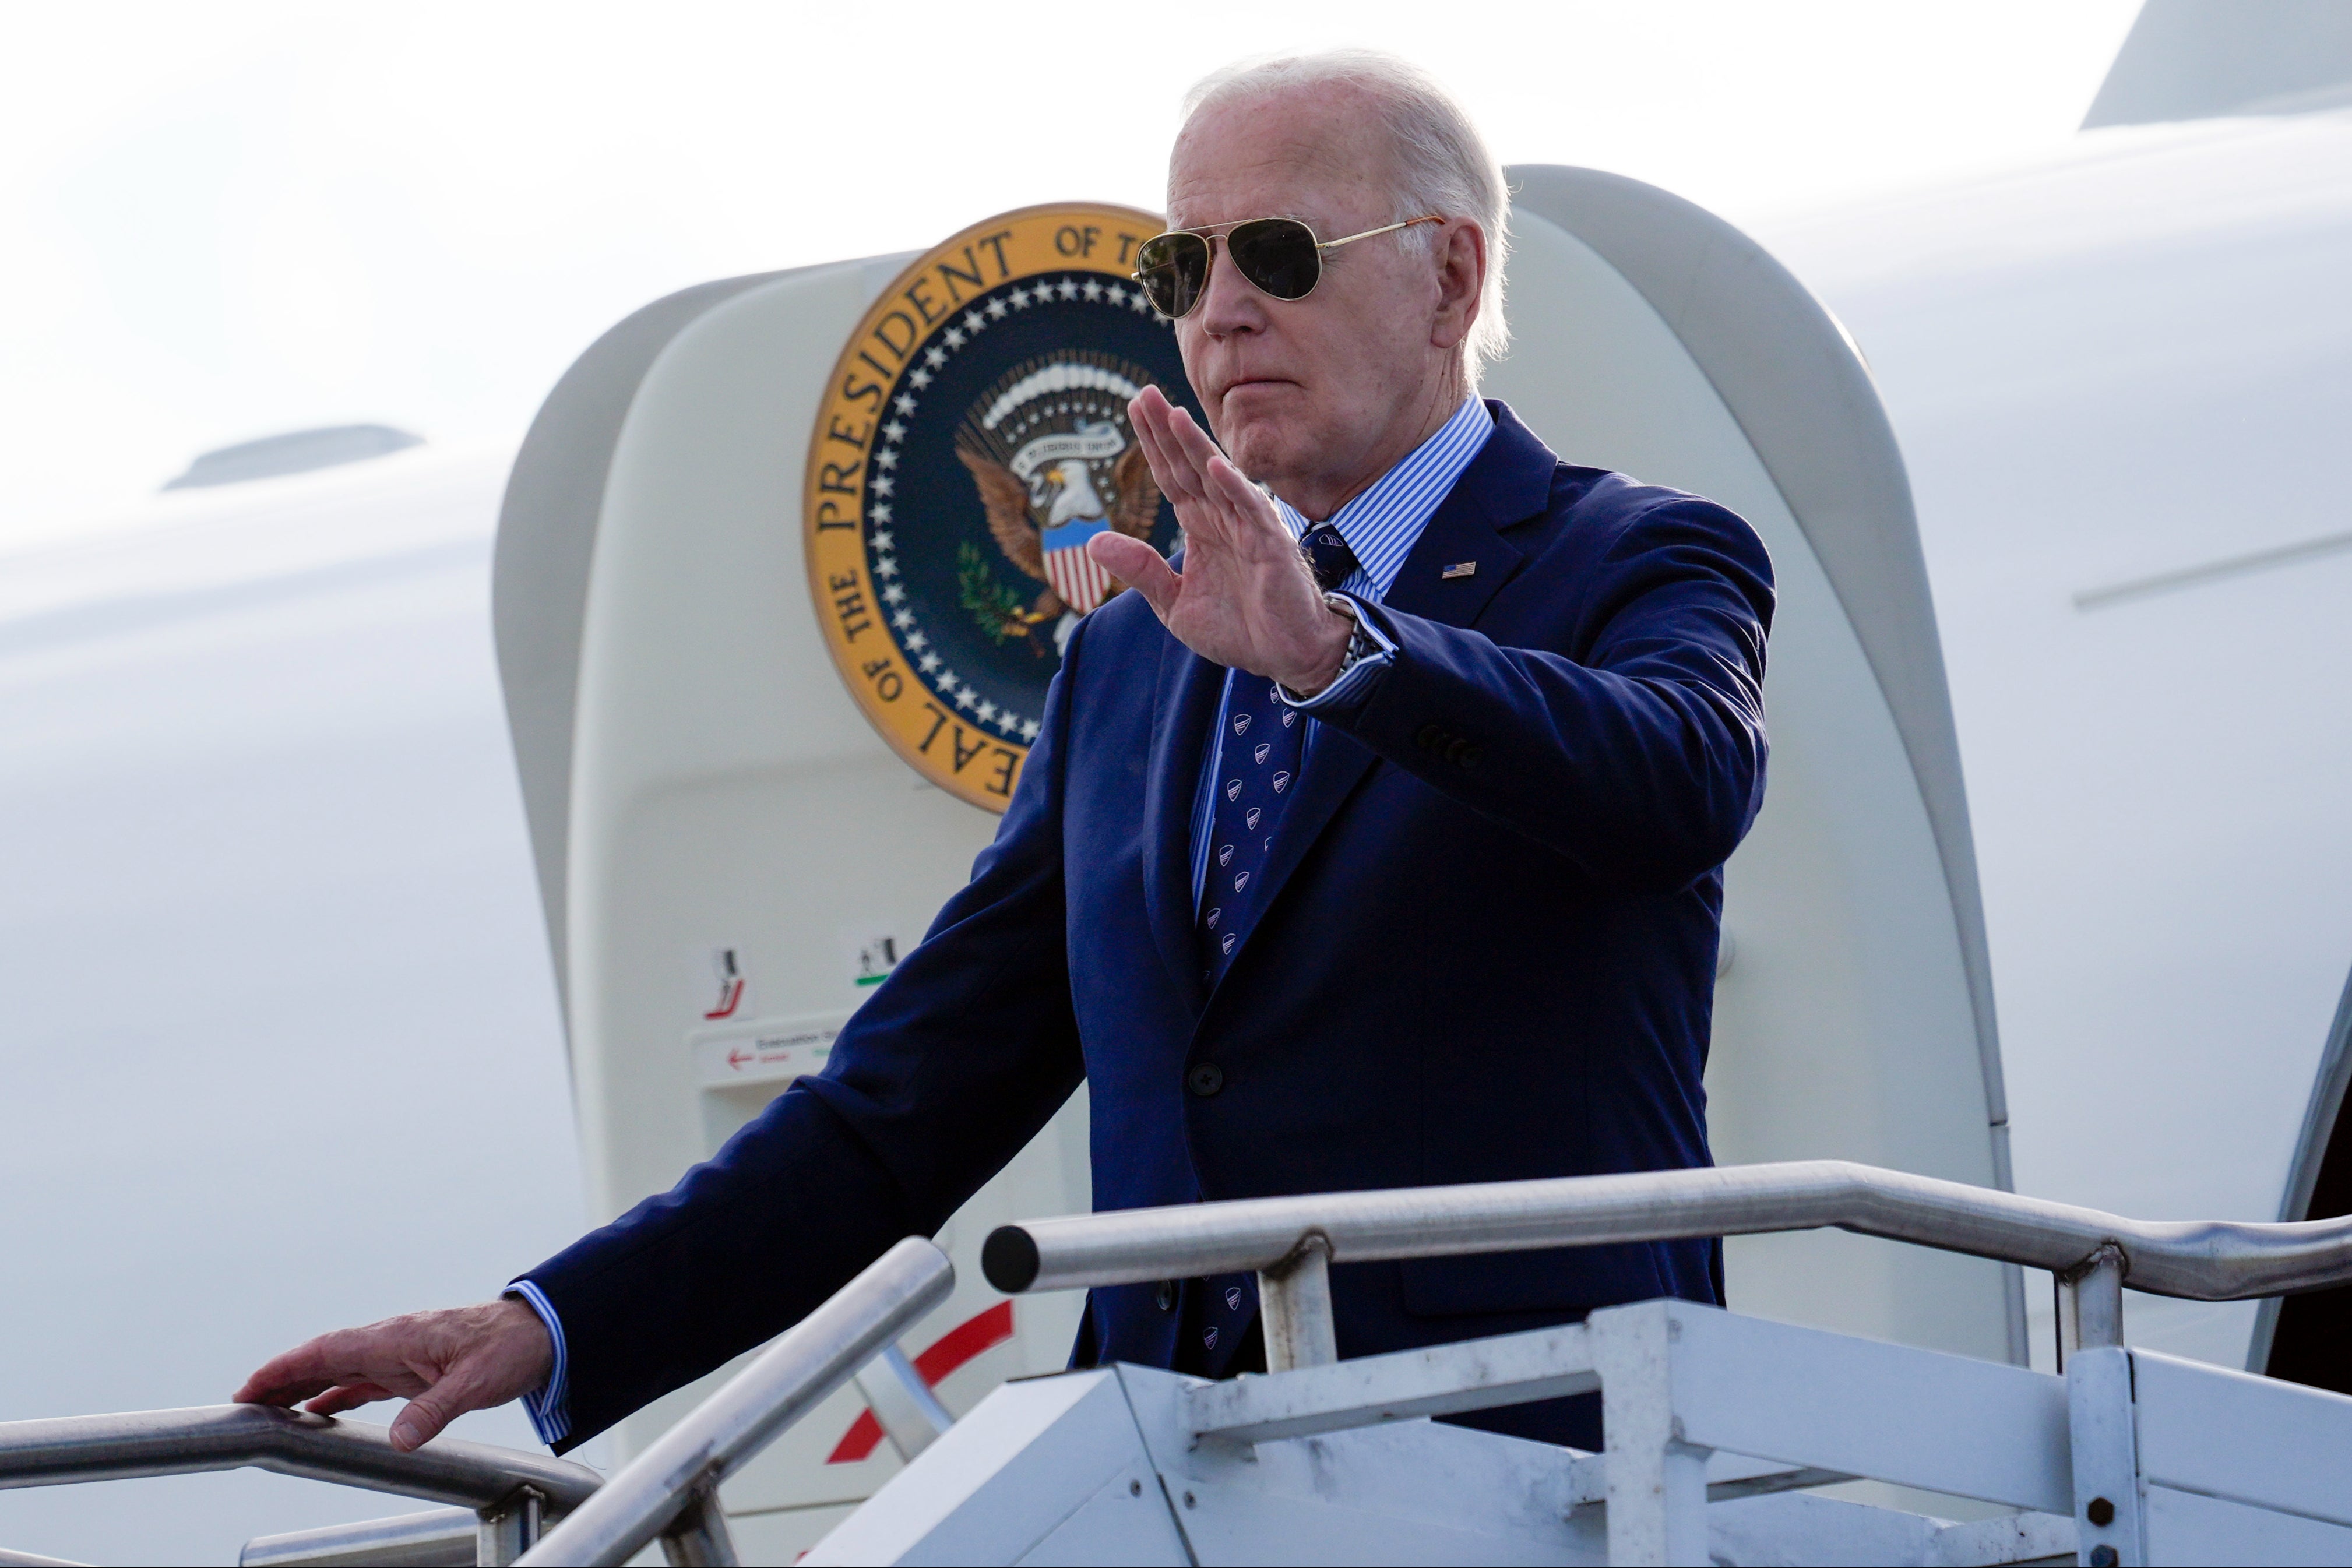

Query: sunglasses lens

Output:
[1228, 219, 1321, 301]
[1135, 232, 1209, 318]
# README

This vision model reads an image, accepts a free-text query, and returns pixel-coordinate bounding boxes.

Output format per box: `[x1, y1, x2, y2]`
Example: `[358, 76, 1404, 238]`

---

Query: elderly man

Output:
[240, 50, 1772, 1456]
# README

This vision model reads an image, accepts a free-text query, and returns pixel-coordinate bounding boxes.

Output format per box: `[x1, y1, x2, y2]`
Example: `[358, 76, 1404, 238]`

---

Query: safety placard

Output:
[690, 1009, 853, 1088]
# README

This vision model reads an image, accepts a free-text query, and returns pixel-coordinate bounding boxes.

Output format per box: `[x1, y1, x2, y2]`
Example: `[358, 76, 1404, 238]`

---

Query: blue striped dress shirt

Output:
[506, 1279, 572, 1445]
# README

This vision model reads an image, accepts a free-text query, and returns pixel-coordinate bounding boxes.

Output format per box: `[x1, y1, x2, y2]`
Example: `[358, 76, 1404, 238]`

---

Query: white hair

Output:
[1177, 50, 1512, 382]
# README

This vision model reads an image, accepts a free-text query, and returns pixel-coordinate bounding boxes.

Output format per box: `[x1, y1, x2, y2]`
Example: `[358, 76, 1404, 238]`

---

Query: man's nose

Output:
[1194, 239, 1268, 338]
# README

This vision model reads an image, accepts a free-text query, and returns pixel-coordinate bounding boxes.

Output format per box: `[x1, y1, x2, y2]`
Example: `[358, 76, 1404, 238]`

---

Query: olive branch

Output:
[957, 542, 1036, 644]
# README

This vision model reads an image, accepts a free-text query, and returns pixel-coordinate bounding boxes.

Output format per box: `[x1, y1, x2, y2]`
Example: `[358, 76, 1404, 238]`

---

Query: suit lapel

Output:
[1140, 622, 1226, 1009]
[1381, 401, 1554, 624]
[1377, 477, 1528, 625]
[1224, 406, 1557, 974]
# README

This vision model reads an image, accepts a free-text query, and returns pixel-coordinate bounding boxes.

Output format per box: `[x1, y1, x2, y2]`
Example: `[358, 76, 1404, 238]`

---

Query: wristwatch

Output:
[1322, 591, 1378, 679]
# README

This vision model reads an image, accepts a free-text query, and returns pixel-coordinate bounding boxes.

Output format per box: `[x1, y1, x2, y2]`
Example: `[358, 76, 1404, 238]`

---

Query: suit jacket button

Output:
[1188, 1062, 1225, 1097]
[1416, 724, 1442, 752]
[1457, 744, 1481, 769]
[1156, 1281, 1177, 1312]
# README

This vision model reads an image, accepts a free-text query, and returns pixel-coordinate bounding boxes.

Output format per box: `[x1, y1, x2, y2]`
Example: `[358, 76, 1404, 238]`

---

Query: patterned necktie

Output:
[1195, 524, 1358, 987]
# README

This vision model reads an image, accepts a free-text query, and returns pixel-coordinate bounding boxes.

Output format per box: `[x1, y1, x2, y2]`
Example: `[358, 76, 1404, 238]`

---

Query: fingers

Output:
[390, 1400, 449, 1452]
[236, 1327, 376, 1407]
[1129, 389, 1225, 520]
[1160, 400, 1230, 480]
[1089, 533, 1178, 618]
[235, 1349, 312, 1405]
[386, 1327, 535, 1451]
[389, 1376, 476, 1452]
[240, 1376, 338, 1408]
[1129, 390, 1205, 506]
[304, 1382, 395, 1417]
[237, 1300, 553, 1453]
[1203, 456, 1289, 555]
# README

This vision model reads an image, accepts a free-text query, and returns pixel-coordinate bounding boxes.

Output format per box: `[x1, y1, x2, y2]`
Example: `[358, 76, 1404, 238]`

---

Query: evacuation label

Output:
[691, 1009, 853, 1089]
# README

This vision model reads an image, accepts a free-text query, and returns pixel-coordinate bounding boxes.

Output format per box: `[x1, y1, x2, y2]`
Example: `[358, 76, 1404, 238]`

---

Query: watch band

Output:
[1323, 591, 1376, 675]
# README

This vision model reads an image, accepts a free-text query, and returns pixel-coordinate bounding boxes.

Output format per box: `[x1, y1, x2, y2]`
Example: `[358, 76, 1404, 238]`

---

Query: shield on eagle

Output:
[955, 356, 1163, 619]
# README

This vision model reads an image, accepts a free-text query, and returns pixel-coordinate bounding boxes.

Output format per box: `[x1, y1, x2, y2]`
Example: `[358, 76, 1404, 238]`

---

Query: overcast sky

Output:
[1, 0, 2141, 545]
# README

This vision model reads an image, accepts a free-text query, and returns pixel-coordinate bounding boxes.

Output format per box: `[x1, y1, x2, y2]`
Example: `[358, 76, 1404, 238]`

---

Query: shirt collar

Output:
[1271, 397, 1495, 602]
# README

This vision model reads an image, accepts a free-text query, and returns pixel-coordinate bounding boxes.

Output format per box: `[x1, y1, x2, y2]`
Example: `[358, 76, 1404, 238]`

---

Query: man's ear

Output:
[1429, 220, 1487, 353]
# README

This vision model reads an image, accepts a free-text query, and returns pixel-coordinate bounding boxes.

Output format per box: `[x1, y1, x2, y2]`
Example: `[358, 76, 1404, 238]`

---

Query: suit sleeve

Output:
[1326, 495, 1774, 892]
[514, 623, 1092, 1451]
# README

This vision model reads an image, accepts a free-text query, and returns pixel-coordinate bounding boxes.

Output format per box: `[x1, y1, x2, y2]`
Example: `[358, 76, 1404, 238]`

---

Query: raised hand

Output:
[234, 1297, 554, 1452]
[1089, 386, 1351, 695]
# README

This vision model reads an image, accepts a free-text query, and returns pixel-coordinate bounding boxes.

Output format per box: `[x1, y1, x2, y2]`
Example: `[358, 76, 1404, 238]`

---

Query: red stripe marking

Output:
[702, 977, 744, 1020]
[824, 1301, 1016, 1464]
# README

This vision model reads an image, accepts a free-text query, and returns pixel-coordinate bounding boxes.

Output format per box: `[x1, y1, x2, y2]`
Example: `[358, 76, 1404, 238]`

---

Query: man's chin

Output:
[1220, 414, 1320, 488]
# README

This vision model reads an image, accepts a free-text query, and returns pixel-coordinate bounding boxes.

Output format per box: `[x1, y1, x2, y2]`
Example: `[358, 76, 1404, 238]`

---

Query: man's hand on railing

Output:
[234, 1298, 553, 1452]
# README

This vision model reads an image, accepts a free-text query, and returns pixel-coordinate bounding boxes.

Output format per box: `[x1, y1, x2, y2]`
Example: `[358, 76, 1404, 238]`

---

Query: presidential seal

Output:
[805, 203, 1200, 811]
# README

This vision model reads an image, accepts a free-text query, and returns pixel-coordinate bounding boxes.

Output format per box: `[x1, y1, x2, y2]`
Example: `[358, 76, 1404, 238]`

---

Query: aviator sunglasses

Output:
[1133, 215, 1443, 319]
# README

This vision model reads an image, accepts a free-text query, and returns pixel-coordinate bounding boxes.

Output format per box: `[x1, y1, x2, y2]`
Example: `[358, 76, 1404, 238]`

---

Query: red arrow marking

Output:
[727, 1047, 752, 1070]
[825, 1301, 1015, 1464]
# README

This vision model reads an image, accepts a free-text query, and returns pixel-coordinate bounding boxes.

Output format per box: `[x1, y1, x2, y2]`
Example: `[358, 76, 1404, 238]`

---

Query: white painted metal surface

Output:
[0, 446, 583, 1566]
[2066, 1348, 2145, 1565]
[795, 1292, 2352, 1567]
[799, 1306, 2104, 1568]
[2067, 1341, 2352, 1566]
[1181, 1323, 1598, 1444]
[496, 258, 1095, 1560]
[1754, 106, 2352, 1374]
[2131, 1349, 2352, 1561]
[1489, 175, 2017, 1367]
[1592, 1301, 2075, 1558]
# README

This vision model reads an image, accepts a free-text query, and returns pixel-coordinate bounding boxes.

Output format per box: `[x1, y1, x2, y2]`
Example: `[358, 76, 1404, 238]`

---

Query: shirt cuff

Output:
[504, 1279, 571, 1448]
[1277, 593, 1398, 713]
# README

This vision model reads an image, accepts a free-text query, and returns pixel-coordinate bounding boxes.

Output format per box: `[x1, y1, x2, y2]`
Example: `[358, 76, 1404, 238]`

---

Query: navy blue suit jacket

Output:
[522, 403, 1774, 1452]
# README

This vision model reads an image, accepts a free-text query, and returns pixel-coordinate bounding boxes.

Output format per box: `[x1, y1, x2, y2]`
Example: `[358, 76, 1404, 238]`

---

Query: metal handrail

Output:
[980, 1157, 2352, 1301]
[515, 1235, 955, 1568]
[0, 1403, 600, 1513]
[240, 1506, 478, 1567]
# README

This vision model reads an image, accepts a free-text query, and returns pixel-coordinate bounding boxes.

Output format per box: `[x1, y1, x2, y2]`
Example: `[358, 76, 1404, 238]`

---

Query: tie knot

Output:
[1300, 524, 1359, 593]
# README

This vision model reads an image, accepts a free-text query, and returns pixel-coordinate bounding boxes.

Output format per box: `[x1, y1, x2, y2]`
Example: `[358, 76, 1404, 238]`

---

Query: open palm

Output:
[1089, 387, 1350, 694]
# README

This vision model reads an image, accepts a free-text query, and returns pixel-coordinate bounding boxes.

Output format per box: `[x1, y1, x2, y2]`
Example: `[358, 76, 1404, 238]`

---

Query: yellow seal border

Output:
[804, 202, 1167, 813]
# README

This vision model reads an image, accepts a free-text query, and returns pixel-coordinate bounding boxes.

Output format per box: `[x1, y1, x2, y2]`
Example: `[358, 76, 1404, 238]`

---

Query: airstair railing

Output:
[26, 1163, 2347, 1566]
[240, 1505, 482, 1567]
[980, 1157, 2352, 1371]
[512, 1235, 953, 1568]
[0, 1401, 601, 1566]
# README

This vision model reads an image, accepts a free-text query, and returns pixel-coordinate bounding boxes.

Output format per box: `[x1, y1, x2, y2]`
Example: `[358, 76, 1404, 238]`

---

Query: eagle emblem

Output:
[801, 201, 1196, 813]
[955, 355, 1163, 632]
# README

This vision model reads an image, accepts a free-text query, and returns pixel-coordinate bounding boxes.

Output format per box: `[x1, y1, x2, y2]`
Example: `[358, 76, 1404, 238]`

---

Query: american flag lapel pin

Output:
[1442, 561, 1477, 580]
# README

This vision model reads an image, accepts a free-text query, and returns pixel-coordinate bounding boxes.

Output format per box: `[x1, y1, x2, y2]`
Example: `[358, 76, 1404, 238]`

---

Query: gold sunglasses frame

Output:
[1133, 214, 1444, 318]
